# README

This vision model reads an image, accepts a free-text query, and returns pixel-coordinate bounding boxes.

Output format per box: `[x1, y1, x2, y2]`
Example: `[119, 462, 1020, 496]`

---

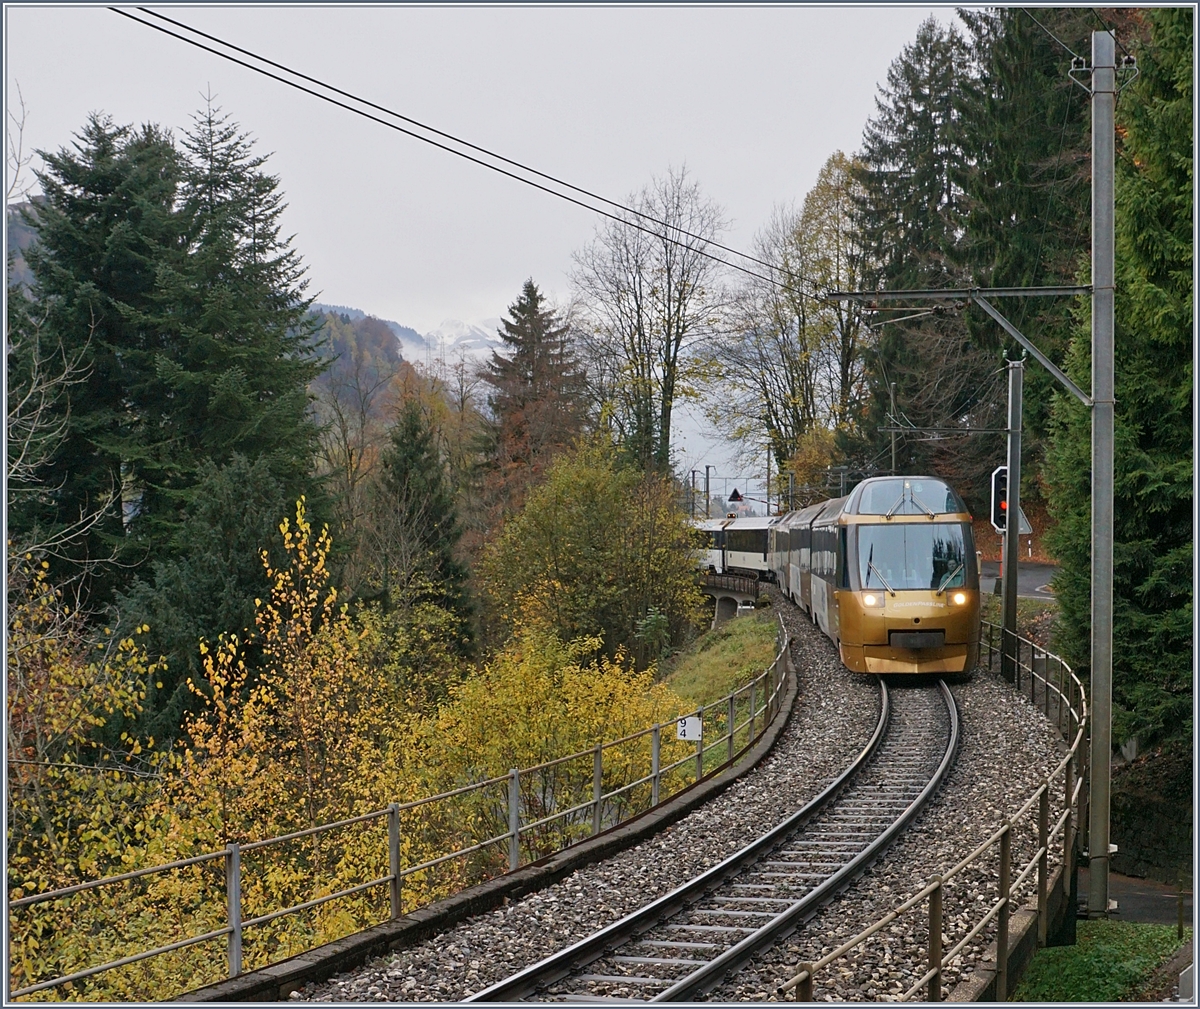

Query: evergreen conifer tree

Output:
[13, 116, 185, 601]
[844, 19, 982, 488]
[955, 8, 1095, 480]
[481, 279, 585, 519]
[132, 101, 321, 548]
[375, 398, 472, 648]
[12, 107, 322, 616]
[1046, 9, 1192, 750]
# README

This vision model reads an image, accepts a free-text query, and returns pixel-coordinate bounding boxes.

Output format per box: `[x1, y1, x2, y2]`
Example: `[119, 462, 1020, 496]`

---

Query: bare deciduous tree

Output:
[712, 152, 874, 478]
[573, 167, 729, 472]
[710, 205, 822, 470]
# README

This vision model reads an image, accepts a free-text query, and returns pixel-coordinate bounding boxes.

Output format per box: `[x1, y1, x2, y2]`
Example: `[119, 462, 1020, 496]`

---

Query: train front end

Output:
[836, 477, 981, 675]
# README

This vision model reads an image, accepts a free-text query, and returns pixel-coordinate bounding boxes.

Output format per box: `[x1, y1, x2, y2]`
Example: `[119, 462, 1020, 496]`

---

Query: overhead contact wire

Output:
[1020, 8, 1084, 61]
[111, 7, 821, 301]
[136, 7, 798, 284]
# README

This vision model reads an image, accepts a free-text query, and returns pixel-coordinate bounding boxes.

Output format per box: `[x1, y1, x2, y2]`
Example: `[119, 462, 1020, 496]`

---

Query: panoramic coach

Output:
[771, 476, 980, 675]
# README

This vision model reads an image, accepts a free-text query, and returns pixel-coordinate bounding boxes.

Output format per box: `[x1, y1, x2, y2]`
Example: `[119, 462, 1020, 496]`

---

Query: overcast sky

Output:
[5, 3, 956, 498]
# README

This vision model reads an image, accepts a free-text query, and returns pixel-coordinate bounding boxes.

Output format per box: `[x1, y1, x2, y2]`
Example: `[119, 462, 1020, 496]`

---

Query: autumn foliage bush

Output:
[7, 498, 701, 1000]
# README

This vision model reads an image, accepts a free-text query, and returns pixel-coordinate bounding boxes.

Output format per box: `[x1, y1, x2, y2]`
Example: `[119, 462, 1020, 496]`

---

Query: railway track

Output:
[467, 678, 959, 1003]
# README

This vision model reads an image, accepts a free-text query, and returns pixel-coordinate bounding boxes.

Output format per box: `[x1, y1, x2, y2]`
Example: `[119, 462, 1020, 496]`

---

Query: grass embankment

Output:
[663, 607, 780, 707]
[1013, 921, 1192, 1001]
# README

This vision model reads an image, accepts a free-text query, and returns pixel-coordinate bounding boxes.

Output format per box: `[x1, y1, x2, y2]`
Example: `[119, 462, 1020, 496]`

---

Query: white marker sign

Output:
[676, 715, 702, 741]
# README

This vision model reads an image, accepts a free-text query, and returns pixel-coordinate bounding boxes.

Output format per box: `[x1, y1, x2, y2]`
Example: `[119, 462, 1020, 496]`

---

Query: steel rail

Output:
[777, 625, 1087, 1002]
[653, 680, 959, 1002]
[463, 678, 893, 1003]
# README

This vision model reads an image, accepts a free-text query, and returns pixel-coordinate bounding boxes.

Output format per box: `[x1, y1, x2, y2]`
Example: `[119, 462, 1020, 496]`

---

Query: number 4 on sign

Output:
[677, 716, 702, 741]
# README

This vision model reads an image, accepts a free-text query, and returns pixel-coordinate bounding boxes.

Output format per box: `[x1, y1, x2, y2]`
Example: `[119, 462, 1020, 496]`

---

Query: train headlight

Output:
[863, 593, 884, 607]
[952, 592, 967, 605]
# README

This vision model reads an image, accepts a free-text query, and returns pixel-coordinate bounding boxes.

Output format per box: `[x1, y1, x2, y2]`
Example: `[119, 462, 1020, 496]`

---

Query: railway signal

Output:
[990, 467, 1008, 532]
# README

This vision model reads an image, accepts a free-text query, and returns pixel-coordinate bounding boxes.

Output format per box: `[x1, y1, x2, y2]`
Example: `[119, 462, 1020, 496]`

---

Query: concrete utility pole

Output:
[1088, 28, 1116, 920]
[825, 32, 1123, 917]
[1001, 360, 1023, 683]
[704, 465, 715, 520]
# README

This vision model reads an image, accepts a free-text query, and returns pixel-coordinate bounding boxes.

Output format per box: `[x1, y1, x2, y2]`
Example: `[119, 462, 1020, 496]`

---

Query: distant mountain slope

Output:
[312, 303, 427, 355]
[313, 303, 505, 363]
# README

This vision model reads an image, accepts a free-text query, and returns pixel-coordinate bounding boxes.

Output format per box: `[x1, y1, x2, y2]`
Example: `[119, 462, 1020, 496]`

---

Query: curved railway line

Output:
[467, 680, 958, 1003]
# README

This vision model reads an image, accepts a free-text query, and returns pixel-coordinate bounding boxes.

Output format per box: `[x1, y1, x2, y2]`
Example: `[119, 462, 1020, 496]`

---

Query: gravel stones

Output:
[294, 598, 1067, 1002]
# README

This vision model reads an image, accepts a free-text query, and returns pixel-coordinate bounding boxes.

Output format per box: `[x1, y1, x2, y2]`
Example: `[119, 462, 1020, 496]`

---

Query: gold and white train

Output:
[769, 476, 981, 674]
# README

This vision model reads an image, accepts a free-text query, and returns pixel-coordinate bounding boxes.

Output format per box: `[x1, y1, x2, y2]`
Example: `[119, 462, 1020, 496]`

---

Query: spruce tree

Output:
[481, 279, 586, 519]
[13, 116, 185, 602]
[955, 9, 1095, 484]
[132, 101, 322, 549]
[375, 398, 472, 649]
[1046, 9, 1192, 750]
[13, 106, 322, 614]
[844, 18, 984, 495]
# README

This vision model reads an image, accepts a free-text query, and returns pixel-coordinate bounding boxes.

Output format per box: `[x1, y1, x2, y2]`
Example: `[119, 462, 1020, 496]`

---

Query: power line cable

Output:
[1090, 8, 1132, 59]
[111, 7, 820, 300]
[137, 7, 796, 284]
[1020, 8, 1083, 61]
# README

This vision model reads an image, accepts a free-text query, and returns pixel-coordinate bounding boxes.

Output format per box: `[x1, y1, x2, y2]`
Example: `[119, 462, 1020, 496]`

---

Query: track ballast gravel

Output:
[294, 596, 1066, 1002]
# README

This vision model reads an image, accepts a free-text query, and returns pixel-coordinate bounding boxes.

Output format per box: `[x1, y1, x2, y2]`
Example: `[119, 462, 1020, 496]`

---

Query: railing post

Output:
[797, 963, 814, 1001]
[997, 819, 1011, 1001]
[728, 693, 736, 764]
[1064, 755, 1075, 899]
[748, 681, 756, 741]
[388, 802, 401, 920]
[1038, 783, 1049, 946]
[1057, 658, 1065, 734]
[694, 708, 704, 782]
[508, 768, 520, 871]
[225, 842, 242, 978]
[928, 875, 943, 1002]
[592, 744, 603, 835]
[651, 724, 661, 806]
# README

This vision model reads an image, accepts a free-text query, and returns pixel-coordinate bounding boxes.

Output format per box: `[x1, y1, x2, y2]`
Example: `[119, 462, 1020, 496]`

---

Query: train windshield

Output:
[855, 479, 966, 516]
[856, 523, 968, 591]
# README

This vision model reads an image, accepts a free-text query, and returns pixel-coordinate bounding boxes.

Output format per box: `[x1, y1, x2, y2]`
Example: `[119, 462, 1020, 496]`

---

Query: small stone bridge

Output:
[696, 572, 760, 627]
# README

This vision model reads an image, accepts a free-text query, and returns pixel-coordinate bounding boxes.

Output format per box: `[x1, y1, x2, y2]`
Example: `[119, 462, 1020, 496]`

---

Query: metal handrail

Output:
[779, 621, 1087, 1003]
[9, 616, 793, 999]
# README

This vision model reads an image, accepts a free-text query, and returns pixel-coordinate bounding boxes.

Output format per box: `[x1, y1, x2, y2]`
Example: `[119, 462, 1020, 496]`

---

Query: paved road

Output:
[979, 560, 1057, 600]
[1079, 868, 1193, 925]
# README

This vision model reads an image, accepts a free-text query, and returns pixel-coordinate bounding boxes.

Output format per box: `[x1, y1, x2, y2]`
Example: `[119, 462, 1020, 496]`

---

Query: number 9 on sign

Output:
[676, 715, 702, 741]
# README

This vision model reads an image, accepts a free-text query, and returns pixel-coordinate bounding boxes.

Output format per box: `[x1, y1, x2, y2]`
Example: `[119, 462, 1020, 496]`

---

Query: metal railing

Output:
[779, 621, 1087, 1002]
[9, 619, 792, 1000]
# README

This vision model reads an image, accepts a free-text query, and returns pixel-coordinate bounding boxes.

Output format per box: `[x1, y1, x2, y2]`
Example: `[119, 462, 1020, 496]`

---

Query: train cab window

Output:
[854, 478, 966, 516]
[856, 523, 971, 591]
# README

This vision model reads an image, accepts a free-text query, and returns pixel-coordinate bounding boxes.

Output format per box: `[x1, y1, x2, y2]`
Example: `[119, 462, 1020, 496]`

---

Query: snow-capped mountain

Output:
[423, 318, 503, 360]
[311, 303, 506, 364]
